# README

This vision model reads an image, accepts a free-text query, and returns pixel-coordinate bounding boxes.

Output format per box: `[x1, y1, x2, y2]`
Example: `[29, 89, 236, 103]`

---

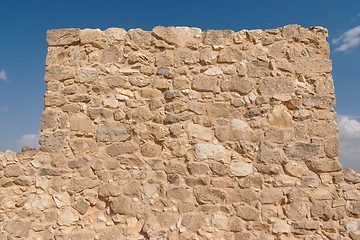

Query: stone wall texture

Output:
[1, 25, 360, 239]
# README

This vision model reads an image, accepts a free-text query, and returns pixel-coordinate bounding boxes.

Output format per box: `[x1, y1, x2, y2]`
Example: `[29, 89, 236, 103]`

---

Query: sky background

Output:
[1, 0, 360, 172]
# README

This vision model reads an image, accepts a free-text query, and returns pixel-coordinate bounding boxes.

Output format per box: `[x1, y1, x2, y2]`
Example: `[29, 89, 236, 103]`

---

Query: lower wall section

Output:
[0, 149, 359, 239]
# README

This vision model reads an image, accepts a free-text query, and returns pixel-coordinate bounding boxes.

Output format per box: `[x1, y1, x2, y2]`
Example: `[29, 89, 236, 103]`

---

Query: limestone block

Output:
[306, 158, 342, 173]
[4, 221, 31, 238]
[76, 67, 98, 83]
[203, 30, 234, 47]
[80, 28, 105, 47]
[294, 58, 332, 74]
[229, 161, 254, 177]
[235, 204, 259, 221]
[272, 219, 291, 235]
[4, 164, 23, 177]
[106, 141, 139, 157]
[127, 28, 153, 49]
[187, 162, 211, 175]
[47, 28, 80, 46]
[57, 210, 80, 226]
[181, 213, 207, 232]
[192, 75, 218, 92]
[96, 123, 130, 142]
[199, 46, 218, 64]
[72, 197, 90, 215]
[104, 27, 127, 42]
[69, 115, 94, 134]
[194, 187, 226, 204]
[284, 142, 320, 160]
[220, 76, 255, 95]
[194, 144, 226, 161]
[45, 65, 75, 82]
[140, 142, 161, 157]
[69, 138, 97, 155]
[167, 187, 192, 201]
[110, 195, 142, 216]
[260, 188, 283, 204]
[218, 45, 245, 63]
[258, 77, 295, 96]
[186, 123, 213, 141]
[226, 188, 259, 205]
[44, 92, 66, 107]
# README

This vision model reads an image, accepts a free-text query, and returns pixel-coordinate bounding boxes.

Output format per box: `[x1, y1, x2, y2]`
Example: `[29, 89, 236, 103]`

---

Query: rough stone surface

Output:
[0, 25, 359, 239]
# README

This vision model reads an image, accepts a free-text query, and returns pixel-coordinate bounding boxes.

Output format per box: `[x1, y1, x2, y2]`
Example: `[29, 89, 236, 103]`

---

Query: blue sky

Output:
[1, 0, 360, 171]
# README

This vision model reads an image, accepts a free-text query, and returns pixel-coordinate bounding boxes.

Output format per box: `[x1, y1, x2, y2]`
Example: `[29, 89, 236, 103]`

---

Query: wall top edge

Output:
[46, 24, 329, 47]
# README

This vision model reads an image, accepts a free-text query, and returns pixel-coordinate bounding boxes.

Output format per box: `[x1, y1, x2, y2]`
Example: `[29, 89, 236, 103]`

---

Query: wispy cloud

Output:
[332, 26, 360, 52]
[0, 70, 7, 81]
[16, 133, 39, 149]
[337, 115, 360, 172]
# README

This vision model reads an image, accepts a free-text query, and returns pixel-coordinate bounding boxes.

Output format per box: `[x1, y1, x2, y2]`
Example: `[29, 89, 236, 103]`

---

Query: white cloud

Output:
[16, 133, 39, 149]
[332, 25, 360, 52]
[337, 115, 360, 172]
[0, 70, 7, 81]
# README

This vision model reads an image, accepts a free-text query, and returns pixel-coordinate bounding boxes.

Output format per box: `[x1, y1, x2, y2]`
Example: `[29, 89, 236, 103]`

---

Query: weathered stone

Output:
[57, 210, 79, 226]
[70, 115, 94, 134]
[76, 67, 98, 83]
[272, 219, 291, 235]
[194, 187, 226, 204]
[229, 161, 254, 177]
[72, 197, 90, 215]
[192, 75, 218, 92]
[220, 76, 255, 95]
[306, 159, 342, 173]
[110, 195, 142, 216]
[260, 188, 283, 204]
[226, 188, 259, 204]
[4, 221, 31, 238]
[4, 164, 23, 177]
[218, 46, 245, 63]
[96, 123, 130, 142]
[284, 142, 320, 160]
[45, 65, 74, 82]
[140, 142, 161, 157]
[181, 213, 206, 232]
[186, 123, 213, 141]
[235, 204, 259, 221]
[47, 28, 80, 46]
[187, 162, 211, 175]
[106, 141, 139, 157]
[194, 144, 226, 161]
[167, 187, 192, 201]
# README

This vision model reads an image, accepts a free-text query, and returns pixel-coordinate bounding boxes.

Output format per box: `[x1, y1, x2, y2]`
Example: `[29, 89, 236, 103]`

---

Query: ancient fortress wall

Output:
[0, 25, 360, 239]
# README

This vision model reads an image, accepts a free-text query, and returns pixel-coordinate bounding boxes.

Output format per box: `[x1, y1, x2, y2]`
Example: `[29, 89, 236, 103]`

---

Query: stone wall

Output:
[0, 25, 360, 239]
